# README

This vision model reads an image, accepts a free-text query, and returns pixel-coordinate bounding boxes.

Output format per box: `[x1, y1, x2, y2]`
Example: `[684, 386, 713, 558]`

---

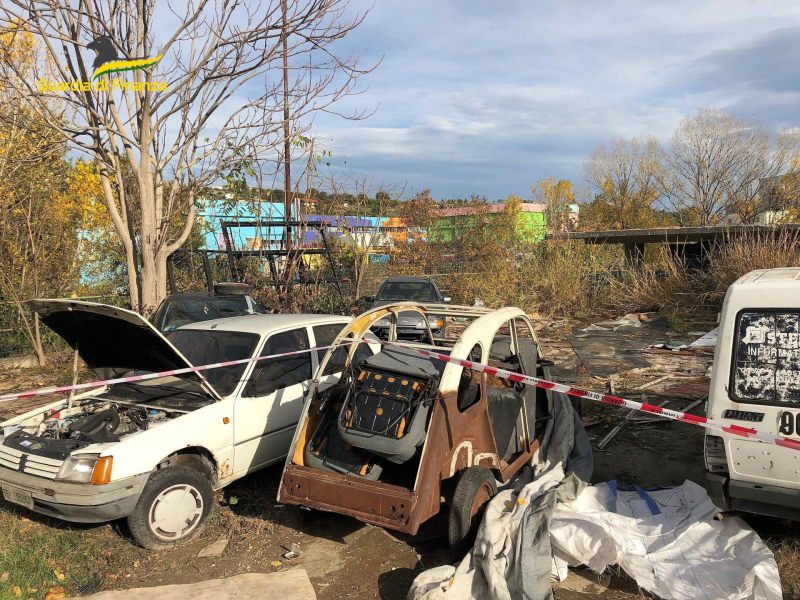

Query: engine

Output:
[35, 403, 172, 444]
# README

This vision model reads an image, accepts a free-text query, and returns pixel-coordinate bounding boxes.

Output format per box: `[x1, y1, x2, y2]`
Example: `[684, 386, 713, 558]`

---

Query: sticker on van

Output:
[733, 311, 800, 404]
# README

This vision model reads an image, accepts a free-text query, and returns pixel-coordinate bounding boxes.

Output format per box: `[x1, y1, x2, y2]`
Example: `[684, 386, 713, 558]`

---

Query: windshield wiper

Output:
[113, 382, 145, 394]
[146, 383, 210, 399]
[116, 380, 208, 399]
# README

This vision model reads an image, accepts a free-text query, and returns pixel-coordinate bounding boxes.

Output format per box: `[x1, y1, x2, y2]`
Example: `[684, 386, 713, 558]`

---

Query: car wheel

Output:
[447, 466, 497, 558]
[128, 466, 214, 550]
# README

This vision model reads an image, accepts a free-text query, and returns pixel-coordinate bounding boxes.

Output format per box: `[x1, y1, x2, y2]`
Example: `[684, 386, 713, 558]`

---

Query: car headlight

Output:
[376, 317, 391, 327]
[414, 318, 443, 329]
[56, 455, 98, 483]
[56, 455, 113, 485]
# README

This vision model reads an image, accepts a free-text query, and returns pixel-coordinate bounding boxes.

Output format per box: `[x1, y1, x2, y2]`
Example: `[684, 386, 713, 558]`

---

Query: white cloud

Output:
[307, 0, 800, 198]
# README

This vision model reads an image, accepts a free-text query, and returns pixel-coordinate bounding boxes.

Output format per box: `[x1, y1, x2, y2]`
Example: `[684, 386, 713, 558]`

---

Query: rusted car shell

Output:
[278, 304, 545, 535]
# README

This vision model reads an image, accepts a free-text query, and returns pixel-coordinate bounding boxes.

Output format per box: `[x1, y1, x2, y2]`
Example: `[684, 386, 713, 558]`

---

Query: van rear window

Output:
[732, 311, 800, 404]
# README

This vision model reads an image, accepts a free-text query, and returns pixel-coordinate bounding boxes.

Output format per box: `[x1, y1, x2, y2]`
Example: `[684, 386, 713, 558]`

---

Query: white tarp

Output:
[409, 391, 782, 600]
[550, 480, 782, 600]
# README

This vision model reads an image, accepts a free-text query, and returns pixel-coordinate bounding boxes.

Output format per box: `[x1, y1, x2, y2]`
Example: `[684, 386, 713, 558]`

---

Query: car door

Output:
[232, 326, 313, 474]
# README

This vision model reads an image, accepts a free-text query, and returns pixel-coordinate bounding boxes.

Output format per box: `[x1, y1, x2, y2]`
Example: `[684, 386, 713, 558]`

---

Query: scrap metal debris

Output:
[597, 398, 668, 449]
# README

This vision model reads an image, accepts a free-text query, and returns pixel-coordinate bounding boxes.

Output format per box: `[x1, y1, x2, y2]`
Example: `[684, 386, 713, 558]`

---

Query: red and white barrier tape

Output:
[2, 335, 799, 453]
[0, 341, 359, 404]
[379, 340, 800, 453]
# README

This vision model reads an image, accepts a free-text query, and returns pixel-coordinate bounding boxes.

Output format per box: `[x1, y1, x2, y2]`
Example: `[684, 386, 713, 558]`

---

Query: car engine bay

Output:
[2, 384, 214, 459]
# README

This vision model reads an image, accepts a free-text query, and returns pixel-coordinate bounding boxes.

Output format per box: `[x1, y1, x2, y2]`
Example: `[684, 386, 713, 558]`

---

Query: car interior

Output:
[297, 317, 551, 490]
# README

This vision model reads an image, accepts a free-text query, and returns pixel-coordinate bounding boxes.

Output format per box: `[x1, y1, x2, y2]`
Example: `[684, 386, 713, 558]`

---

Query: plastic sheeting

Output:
[409, 392, 592, 600]
[550, 480, 781, 600]
[409, 390, 782, 600]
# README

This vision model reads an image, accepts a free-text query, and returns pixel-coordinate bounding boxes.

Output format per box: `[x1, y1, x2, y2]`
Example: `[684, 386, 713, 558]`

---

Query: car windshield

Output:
[159, 297, 263, 332]
[167, 329, 260, 396]
[376, 281, 438, 302]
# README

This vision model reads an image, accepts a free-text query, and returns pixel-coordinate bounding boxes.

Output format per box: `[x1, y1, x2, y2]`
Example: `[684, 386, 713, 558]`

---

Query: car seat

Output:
[304, 393, 383, 480]
[336, 346, 440, 464]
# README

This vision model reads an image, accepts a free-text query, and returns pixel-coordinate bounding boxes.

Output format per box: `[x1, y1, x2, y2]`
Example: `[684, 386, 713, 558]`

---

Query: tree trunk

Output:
[33, 312, 46, 367]
[139, 244, 160, 318]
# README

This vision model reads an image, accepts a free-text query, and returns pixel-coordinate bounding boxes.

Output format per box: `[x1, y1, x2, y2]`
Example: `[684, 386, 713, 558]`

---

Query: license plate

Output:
[2, 485, 34, 510]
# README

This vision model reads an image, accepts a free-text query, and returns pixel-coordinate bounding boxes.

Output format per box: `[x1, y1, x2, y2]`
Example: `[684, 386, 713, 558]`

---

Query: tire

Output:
[447, 466, 497, 557]
[128, 466, 214, 550]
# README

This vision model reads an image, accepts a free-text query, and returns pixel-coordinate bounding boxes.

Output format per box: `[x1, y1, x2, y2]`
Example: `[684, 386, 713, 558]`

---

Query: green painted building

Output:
[430, 202, 550, 243]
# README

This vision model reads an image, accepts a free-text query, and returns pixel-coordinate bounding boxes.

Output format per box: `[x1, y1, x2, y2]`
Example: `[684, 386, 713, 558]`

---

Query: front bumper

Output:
[0, 466, 149, 523]
[704, 472, 800, 521]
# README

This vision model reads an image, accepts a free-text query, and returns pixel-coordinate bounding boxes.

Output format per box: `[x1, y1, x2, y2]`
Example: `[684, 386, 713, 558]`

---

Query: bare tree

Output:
[317, 169, 403, 301]
[663, 108, 799, 226]
[0, 1, 377, 315]
[583, 136, 664, 229]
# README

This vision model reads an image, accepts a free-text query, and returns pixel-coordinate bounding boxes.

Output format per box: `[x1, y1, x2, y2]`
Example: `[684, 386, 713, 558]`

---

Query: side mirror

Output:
[363, 296, 375, 303]
[443, 297, 452, 304]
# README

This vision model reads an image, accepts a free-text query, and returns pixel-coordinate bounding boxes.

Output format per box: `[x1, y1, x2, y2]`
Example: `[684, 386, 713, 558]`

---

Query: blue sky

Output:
[309, 0, 800, 201]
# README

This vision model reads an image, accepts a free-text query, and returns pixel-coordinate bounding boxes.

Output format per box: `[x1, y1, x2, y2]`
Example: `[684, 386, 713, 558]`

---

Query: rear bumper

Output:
[705, 472, 800, 520]
[280, 464, 420, 533]
[0, 466, 149, 523]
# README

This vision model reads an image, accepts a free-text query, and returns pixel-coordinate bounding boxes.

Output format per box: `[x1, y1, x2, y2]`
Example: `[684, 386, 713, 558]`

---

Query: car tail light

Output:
[91, 456, 113, 485]
[704, 435, 728, 474]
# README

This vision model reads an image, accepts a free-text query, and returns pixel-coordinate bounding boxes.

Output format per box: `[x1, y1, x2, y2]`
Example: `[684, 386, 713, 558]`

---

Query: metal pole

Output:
[320, 225, 345, 309]
[221, 222, 237, 280]
[282, 0, 292, 255]
[202, 250, 214, 292]
[67, 343, 79, 410]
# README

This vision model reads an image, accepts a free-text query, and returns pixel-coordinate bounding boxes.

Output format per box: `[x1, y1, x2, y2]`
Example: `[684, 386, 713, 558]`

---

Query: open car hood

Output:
[29, 299, 222, 401]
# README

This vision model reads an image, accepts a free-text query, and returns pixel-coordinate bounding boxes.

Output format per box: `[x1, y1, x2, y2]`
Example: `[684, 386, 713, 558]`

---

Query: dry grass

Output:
[773, 540, 800, 600]
[704, 229, 800, 306]
[601, 230, 800, 324]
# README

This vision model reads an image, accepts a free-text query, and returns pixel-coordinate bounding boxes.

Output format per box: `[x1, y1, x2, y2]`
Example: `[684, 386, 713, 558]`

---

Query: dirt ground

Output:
[1, 317, 798, 600]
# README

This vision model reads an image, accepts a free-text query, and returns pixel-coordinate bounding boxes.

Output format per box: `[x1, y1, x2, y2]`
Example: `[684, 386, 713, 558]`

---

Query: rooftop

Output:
[546, 224, 800, 245]
[177, 313, 352, 334]
[736, 268, 800, 286]
[433, 202, 547, 218]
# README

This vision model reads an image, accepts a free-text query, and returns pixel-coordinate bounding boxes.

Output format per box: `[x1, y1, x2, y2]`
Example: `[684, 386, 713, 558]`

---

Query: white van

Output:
[705, 268, 800, 519]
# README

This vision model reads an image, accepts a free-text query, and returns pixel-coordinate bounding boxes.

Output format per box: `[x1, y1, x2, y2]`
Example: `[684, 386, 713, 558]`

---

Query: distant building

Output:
[196, 197, 291, 251]
[754, 176, 796, 225]
[430, 202, 578, 243]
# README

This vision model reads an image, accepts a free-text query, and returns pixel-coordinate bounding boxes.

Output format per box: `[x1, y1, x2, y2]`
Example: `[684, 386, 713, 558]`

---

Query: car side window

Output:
[457, 343, 483, 411]
[245, 328, 311, 397]
[312, 323, 348, 377]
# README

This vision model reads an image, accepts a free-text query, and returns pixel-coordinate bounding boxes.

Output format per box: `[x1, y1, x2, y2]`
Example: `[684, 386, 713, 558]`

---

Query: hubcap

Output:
[148, 484, 204, 541]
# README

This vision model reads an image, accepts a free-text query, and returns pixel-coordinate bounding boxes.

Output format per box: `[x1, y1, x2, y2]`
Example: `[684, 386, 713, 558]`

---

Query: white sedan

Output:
[0, 300, 362, 549]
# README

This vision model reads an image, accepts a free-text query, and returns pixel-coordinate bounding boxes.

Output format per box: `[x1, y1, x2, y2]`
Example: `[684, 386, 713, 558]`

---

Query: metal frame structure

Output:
[166, 219, 348, 307]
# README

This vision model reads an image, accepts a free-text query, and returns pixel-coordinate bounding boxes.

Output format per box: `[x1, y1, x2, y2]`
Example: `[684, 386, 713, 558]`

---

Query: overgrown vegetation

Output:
[611, 230, 800, 321]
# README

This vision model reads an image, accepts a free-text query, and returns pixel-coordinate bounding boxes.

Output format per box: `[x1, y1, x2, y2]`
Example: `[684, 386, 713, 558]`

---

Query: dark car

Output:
[151, 283, 267, 333]
[365, 277, 450, 339]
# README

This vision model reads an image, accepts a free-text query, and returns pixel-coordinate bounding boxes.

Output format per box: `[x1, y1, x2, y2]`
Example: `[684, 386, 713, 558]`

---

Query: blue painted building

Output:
[197, 195, 293, 251]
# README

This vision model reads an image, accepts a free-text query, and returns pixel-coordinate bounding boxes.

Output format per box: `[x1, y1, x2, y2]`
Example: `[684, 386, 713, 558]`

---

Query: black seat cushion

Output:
[486, 386, 524, 462]
[361, 346, 446, 381]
